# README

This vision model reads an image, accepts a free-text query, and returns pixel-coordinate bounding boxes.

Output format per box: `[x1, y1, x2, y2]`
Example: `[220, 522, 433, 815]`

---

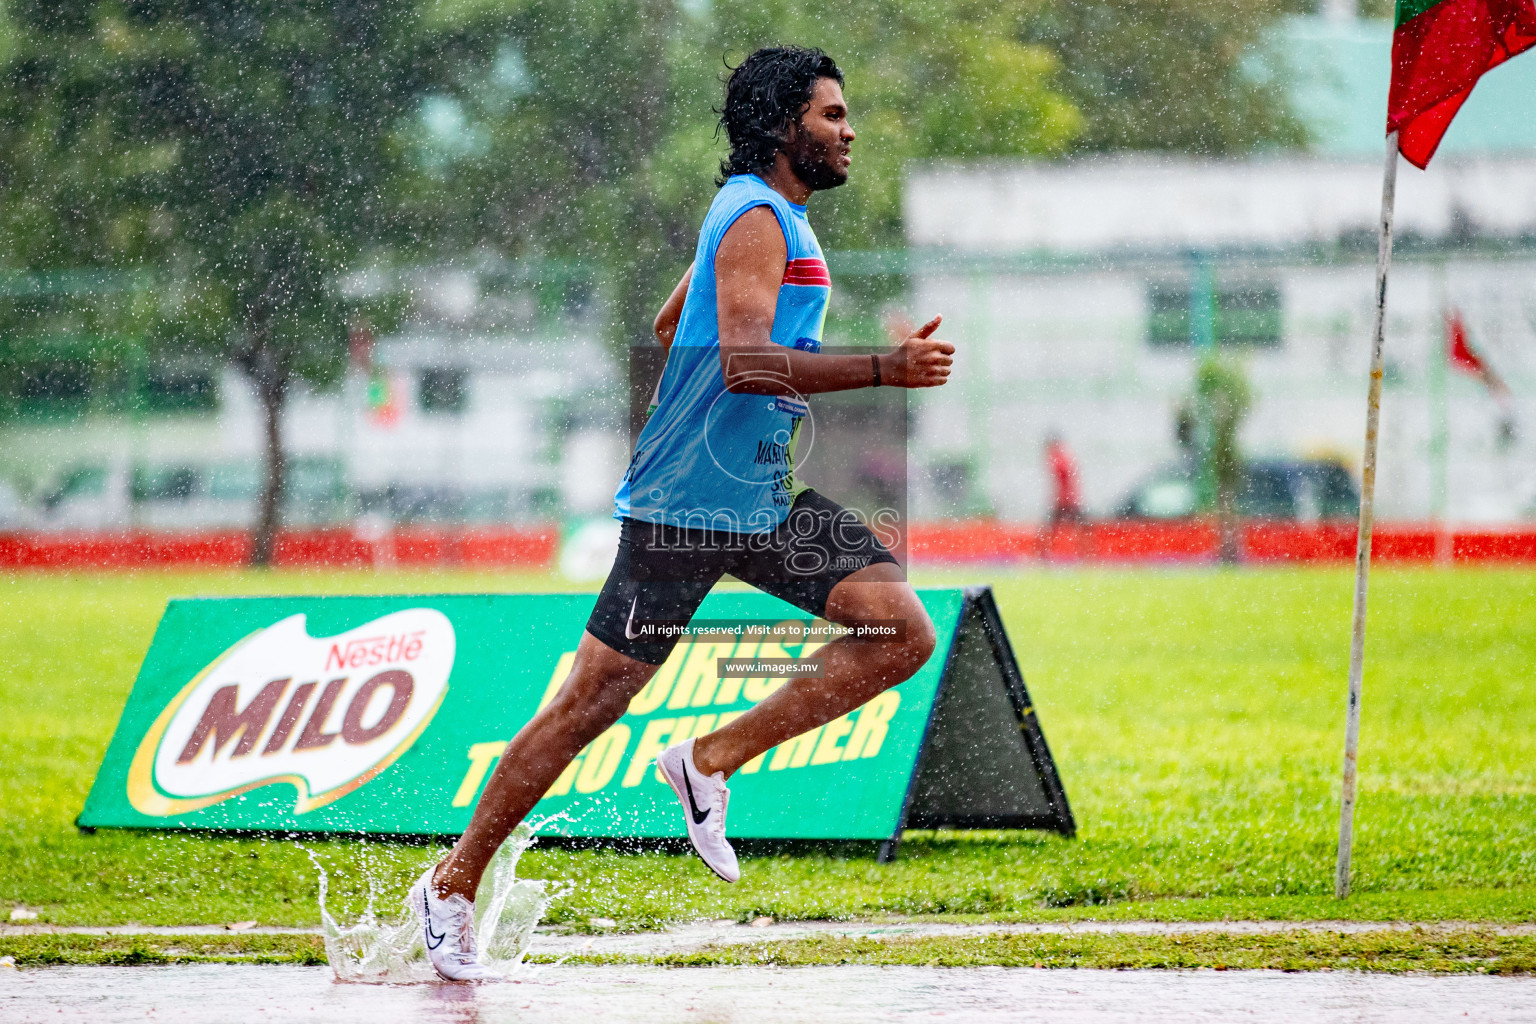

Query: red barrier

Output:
[0, 527, 559, 570]
[0, 522, 1531, 570]
[460, 530, 561, 566]
[1241, 523, 1357, 563]
[903, 521, 1536, 565]
[0, 532, 248, 569]
[906, 521, 1038, 563]
[1091, 522, 1220, 561]
[1372, 528, 1438, 562]
[1455, 531, 1536, 561]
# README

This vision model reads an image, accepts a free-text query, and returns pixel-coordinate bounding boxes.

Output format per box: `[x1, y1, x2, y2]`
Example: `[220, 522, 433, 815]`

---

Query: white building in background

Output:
[0, 265, 627, 530]
[902, 152, 1536, 525]
[899, 10, 1536, 526]
[908, 157, 1536, 254]
[337, 329, 622, 523]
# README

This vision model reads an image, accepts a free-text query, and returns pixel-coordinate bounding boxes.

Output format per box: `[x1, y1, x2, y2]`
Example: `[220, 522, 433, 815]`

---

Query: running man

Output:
[411, 45, 954, 981]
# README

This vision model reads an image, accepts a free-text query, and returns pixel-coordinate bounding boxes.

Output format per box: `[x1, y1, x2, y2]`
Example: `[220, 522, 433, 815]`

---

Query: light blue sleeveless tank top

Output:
[614, 174, 831, 533]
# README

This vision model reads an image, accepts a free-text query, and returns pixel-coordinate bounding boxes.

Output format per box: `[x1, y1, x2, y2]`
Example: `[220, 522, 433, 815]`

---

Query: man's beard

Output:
[787, 130, 848, 191]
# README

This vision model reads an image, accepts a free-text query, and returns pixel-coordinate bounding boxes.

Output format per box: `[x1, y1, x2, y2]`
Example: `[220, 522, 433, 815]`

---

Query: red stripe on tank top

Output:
[782, 257, 831, 286]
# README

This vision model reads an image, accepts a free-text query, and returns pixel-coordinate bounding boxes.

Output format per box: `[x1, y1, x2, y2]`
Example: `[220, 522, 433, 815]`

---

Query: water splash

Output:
[307, 819, 563, 984]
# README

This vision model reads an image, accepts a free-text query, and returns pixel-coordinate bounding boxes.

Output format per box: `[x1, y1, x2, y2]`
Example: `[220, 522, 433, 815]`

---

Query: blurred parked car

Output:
[28, 458, 349, 530]
[0, 480, 35, 529]
[1115, 458, 1359, 522]
[37, 464, 131, 529]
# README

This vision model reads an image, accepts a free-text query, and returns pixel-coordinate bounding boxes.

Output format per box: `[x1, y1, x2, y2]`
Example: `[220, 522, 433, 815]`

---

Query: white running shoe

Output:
[407, 865, 500, 982]
[656, 737, 740, 883]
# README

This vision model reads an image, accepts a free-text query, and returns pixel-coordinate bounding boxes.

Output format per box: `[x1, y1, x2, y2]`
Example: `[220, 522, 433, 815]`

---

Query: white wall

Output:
[7, 329, 628, 528]
[907, 154, 1536, 254]
[908, 254, 1536, 523]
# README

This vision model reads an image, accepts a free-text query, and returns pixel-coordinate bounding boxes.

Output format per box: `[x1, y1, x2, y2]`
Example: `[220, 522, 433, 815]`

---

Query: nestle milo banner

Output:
[80, 587, 1073, 848]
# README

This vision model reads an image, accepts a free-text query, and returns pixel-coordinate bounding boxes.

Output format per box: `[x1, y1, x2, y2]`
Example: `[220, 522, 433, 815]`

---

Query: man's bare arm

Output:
[653, 266, 692, 353]
[715, 206, 952, 394]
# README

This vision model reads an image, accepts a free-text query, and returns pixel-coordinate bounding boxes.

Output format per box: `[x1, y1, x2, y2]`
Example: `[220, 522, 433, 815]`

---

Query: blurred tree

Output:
[1, 0, 1306, 356]
[395, 0, 681, 348]
[1023, 0, 1309, 155]
[705, 1, 1084, 252]
[409, 1, 1089, 337]
[0, 1, 435, 563]
[694, 0, 1307, 250]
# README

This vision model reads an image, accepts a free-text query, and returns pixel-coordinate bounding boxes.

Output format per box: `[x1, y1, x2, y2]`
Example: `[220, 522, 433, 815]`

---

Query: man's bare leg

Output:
[690, 562, 936, 778]
[433, 630, 658, 902]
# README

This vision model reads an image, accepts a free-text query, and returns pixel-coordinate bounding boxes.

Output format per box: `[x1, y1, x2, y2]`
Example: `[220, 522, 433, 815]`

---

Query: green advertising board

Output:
[80, 587, 1072, 854]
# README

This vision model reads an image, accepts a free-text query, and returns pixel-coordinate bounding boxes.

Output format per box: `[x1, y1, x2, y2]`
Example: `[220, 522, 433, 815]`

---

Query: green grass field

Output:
[8, 929, 1536, 974]
[2, 566, 1533, 932]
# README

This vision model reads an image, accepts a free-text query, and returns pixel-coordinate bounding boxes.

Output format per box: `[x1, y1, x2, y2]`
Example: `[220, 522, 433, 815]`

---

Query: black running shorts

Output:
[586, 489, 901, 665]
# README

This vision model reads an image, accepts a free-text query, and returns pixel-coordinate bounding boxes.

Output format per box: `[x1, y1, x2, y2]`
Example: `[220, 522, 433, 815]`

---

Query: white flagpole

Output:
[1336, 130, 1400, 900]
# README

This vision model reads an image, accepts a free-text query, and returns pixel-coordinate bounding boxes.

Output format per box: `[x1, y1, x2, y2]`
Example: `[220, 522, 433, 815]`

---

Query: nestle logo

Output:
[325, 632, 425, 672]
[132, 609, 456, 817]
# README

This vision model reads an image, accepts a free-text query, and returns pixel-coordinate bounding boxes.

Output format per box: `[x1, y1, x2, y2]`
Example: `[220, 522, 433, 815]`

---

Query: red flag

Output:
[1445, 310, 1509, 395]
[1389, 0, 1536, 168]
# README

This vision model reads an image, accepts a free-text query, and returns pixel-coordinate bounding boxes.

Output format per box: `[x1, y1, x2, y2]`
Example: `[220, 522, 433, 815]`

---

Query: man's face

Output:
[786, 77, 854, 191]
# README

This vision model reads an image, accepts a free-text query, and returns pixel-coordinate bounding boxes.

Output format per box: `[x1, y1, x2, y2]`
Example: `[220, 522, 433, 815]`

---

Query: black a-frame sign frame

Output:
[879, 586, 1075, 861]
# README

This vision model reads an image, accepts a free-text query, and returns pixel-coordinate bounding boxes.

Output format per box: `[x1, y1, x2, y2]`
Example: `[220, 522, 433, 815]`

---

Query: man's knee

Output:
[907, 613, 937, 667]
[886, 610, 936, 683]
[546, 674, 626, 723]
[828, 577, 938, 688]
[860, 606, 936, 691]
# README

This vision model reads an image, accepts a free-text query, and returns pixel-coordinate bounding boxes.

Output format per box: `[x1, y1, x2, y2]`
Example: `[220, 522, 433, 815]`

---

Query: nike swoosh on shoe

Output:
[423, 890, 447, 949]
[681, 769, 711, 825]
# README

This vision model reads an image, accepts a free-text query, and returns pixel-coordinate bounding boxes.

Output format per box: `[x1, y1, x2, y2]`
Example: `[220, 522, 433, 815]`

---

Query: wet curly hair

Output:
[717, 46, 844, 186]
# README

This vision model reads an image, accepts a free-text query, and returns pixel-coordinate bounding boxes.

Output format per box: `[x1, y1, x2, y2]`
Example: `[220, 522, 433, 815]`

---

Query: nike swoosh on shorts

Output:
[624, 596, 643, 640]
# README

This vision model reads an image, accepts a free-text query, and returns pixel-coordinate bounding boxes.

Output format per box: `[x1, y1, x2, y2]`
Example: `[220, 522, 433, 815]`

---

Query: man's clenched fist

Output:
[881, 315, 953, 388]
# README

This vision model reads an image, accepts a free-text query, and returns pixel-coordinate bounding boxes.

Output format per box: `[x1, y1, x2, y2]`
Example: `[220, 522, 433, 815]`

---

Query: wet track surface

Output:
[3, 963, 1535, 1023]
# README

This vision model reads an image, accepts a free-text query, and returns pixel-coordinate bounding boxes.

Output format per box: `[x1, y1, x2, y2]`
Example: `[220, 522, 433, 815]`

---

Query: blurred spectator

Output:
[1045, 434, 1083, 527]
